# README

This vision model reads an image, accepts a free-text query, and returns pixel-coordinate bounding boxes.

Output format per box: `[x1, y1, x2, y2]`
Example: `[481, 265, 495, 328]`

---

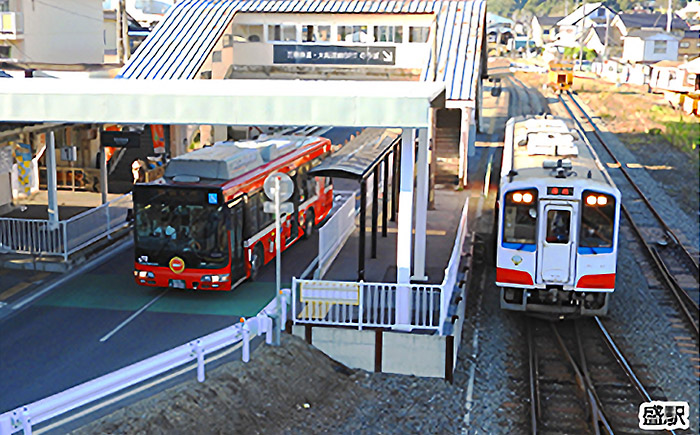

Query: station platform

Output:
[323, 185, 469, 285]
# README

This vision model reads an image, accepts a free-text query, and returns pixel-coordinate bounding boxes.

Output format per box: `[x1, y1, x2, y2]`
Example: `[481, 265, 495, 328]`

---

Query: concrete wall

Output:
[15, 0, 103, 64]
[292, 325, 451, 379]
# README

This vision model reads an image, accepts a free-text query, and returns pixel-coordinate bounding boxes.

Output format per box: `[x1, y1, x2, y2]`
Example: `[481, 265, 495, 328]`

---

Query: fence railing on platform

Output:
[0, 193, 132, 261]
[293, 197, 470, 334]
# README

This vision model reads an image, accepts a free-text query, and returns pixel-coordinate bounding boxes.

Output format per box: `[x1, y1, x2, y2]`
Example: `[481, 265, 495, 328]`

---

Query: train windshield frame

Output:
[579, 190, 616, 253]
[502, 188, 538, 250]
[133, 185, 229, 269]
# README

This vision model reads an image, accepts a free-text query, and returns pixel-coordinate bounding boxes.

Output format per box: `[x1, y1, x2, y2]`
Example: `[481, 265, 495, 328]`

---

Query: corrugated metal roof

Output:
[119, 0, 485, 102]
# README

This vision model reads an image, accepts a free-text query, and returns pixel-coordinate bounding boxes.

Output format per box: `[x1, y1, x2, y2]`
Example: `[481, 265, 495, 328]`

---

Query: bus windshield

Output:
[133, 186, 228, 269]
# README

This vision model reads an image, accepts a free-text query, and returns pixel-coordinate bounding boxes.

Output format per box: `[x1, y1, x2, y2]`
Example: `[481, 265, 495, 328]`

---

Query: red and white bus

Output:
[133, 134, 333, 290]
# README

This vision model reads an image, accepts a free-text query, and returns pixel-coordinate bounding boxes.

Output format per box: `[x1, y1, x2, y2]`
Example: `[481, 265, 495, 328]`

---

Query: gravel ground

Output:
[71, 333, 466, 435]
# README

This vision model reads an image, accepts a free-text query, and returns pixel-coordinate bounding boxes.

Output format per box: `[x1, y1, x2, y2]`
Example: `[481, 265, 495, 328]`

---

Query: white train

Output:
[496, 114, 621, 317]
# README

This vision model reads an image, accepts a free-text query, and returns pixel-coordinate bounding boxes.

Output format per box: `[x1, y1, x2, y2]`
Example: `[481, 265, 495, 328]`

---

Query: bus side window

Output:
[244, 194, 260, 239]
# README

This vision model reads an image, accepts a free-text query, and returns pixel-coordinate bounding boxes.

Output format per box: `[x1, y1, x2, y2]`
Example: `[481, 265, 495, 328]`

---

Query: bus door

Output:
[228, 197, 246, 283]
[537, 203, 575, 284]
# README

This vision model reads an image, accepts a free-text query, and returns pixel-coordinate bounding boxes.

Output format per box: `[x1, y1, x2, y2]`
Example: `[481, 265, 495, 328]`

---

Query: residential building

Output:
[101, 0, 176, 29]
[0, 0, 104, 64]
[622, 29, 680, 63]
[678, 30, 700, 60]
[584, 26, 621, 58]
[677, 0, 700, 27]
[611, 12, 689, 39]
[531, 16, 563, 46]
[555, 3, 616, 48]
[103, 9, 149, 63]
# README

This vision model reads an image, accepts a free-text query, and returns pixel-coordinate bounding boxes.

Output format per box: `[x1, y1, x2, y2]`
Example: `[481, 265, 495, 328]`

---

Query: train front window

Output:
[134, 187, 228, 269]
[545, 210, 571, 244]
[503, 189, 538, 247]
[580, 191, 615, 249]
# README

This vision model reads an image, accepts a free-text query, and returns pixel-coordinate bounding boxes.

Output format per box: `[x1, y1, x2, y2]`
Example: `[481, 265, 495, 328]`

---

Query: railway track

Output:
[558, 92, 699, 339]
[528, 317, 670, 434]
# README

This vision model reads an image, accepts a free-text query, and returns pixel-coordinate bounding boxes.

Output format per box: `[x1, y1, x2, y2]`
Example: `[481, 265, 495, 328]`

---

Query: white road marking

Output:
[99, 289, 169, 342]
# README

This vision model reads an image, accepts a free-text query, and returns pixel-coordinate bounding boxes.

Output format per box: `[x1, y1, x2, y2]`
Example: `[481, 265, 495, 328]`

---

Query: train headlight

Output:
[597, 196, 608, 206]
[586, 195, 597, 206]
[513, 192, 523, 202]
[522, 192, 533, 203]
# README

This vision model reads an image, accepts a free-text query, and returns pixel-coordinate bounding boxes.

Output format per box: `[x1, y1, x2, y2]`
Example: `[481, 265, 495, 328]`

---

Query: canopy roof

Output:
[0, 79, 444, 128]
[308, 128, 399, 180]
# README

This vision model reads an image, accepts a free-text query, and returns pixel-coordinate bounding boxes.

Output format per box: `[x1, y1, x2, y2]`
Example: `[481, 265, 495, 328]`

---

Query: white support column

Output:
[47, 132, 59, 228]
[395, 129, 415, 328]
[459, 106, 473, 186]
[412, 127, 429, 282]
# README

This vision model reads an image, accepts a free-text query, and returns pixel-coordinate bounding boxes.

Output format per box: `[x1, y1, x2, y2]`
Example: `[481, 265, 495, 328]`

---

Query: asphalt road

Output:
[0, 230, 320, 412]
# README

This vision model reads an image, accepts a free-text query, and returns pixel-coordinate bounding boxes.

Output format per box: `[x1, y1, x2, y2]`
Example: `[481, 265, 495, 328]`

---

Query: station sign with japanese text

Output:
[273, 45, 396, 66]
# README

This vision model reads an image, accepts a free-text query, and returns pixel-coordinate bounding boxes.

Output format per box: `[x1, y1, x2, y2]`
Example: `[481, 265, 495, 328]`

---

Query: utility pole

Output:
[666, 0, 672, 33]
[578, 0, 586, 69]
[603, 9, 610, 60]
[116, 0, 128, 64]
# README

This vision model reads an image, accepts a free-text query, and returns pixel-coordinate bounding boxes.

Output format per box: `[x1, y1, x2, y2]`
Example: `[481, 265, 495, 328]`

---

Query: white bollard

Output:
[281, 290, 289, 326]
[265, 316, 273, 344]
[242, 321, 250, 363]
[195, 341, 205, 382]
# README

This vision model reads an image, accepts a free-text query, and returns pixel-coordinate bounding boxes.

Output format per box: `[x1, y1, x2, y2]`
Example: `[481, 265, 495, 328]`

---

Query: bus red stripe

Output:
[496, 268, 533, 285]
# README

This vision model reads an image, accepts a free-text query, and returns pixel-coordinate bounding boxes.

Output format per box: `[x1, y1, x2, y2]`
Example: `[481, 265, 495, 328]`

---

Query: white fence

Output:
[294, 199, 470, 334]
[316, 192, 356, 279]
[0, 292, 289, 435]
[0, 193, 132, 261]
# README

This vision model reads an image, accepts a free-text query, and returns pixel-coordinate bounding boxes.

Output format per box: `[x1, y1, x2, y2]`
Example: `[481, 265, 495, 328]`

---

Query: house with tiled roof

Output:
[531, 16, 563, 46]
[622, 29, 680, 63]
[554, 3, 616, 47]
[611, 12, 689, 39]
[678, 30, 700, 60]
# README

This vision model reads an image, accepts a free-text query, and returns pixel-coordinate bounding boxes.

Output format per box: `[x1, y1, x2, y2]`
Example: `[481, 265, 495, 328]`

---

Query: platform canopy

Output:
[309, 128, 399, 180]
[0, 79, 445, 128]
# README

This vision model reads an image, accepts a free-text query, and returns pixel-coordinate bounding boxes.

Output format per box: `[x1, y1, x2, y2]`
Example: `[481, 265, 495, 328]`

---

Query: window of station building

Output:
[302, 24, 331, 42]
[232, 24, 264, 42]
[0, 0, 8, 12]
[338, 25, 369, 43]
[200, 70, 212, 79]
[212, 50, 222, 63]
[0, 46, 9, 59]
[408, 26, 430, 43]
[374, 25, 403, 43]
[268, 24, 298, 42]
[222, 34, 233, 47]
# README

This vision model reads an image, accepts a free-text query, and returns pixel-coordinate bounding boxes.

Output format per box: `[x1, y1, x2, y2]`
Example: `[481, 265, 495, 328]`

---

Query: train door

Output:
[537, 204, 575, 284]
[228, 197, 246, 283]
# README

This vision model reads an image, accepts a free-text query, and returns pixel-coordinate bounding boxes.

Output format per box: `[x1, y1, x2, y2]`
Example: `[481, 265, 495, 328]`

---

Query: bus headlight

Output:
[135, 271, 154, 278]
[201, 274, 230, 283]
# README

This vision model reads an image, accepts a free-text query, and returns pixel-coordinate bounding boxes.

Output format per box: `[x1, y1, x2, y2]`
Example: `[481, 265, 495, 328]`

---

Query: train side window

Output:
[546, 210, 571, 244]
[503, 189, 538, 246]
[580, 191, 615, 248]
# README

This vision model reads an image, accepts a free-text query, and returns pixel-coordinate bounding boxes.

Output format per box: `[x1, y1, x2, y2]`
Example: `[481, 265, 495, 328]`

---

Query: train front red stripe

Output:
[496, 268, 534, 285]
[576, 273, 616, 289]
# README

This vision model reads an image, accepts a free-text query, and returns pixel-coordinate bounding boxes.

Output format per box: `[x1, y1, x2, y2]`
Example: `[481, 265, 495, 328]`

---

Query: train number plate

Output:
[170, 279, 186, 289]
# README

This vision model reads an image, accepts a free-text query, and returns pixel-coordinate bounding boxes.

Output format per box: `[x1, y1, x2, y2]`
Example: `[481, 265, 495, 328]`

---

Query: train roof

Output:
[163, 135, 325, 183]
[501, 115, 613, 187]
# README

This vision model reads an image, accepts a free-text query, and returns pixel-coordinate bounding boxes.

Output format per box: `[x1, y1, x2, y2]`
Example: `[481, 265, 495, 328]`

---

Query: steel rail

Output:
[620, 200, 699, 337]
[563, 91, 699, 275]
[558, 92, 699, 337]
[526, 320, 540, 435]
[551, 323, 615, 435]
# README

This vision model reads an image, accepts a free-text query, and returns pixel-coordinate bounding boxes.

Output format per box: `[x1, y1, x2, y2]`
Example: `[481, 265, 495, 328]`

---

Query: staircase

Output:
[434, 109, 462, 186]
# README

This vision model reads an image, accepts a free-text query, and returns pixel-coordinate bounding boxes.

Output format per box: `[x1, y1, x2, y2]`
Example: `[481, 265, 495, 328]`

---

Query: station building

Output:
[120, 0, 487, 187]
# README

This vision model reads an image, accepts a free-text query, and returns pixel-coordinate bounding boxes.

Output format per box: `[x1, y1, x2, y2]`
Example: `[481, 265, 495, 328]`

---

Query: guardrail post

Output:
[265, 315, 273, 344]
[242, 320, 250, 363]
[61, 221, 68, 262]
[0, 414, 11, 435]
[20, 408, 31, 435]
[194, 341, 205, 383]
[291, 278, 297, 328]
[281, 289, 290, 326]
[358, 281, 364, 330]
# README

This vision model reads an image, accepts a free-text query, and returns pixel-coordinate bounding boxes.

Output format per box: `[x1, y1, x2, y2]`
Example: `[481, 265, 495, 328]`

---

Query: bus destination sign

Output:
[273, 45, 396, 66]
